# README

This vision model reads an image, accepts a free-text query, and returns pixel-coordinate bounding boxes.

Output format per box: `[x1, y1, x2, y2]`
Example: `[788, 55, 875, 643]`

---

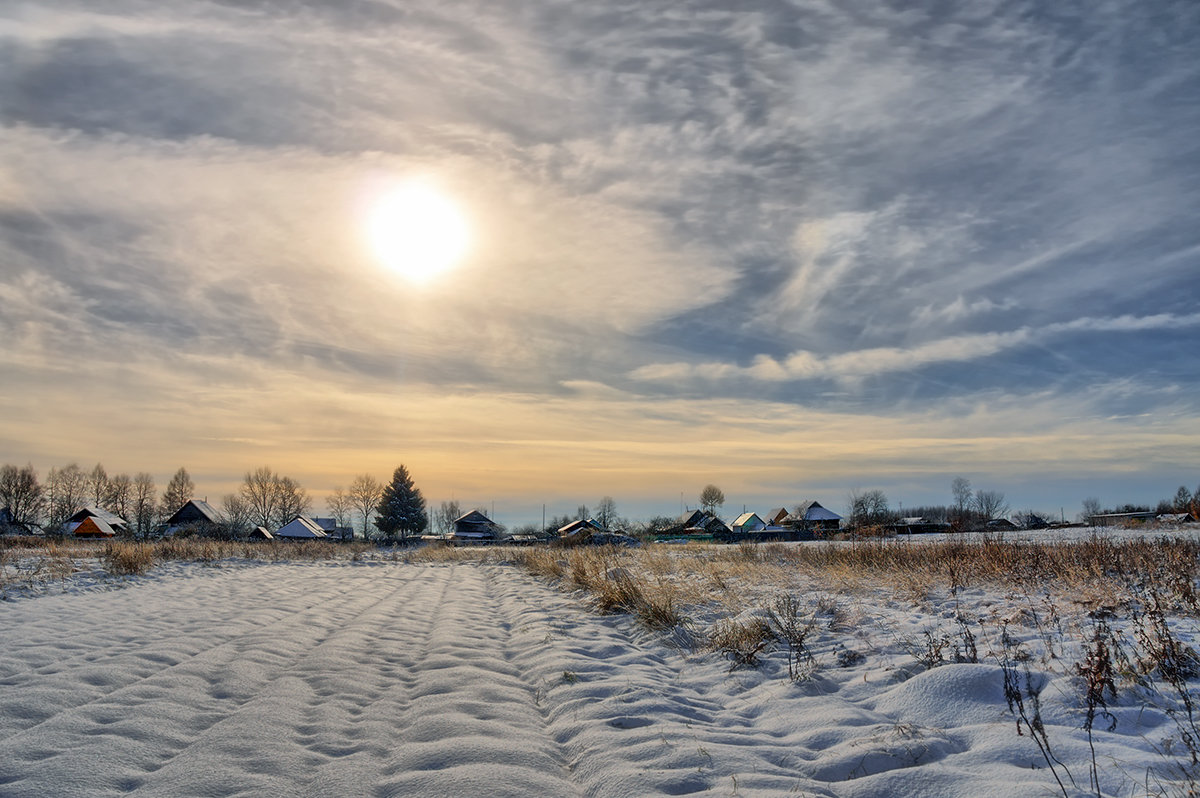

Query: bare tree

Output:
[326, 487, 354, 530]
[576, 504, 589, 521]
[348, 474, 383, 540]
[46, 463, 86, 529]
[273, 475, 311, 528]
[0, 463, 44, 527]
[1080, 497, 1102, 524]
[434, 499, 462, 536]
[220, 493, 253, 538]
[700, 484, 725, 515]
[595, 496, 618, 530]
[161, 467, 195, 516]
[132, 472, 157, 539]
[241, 466, 281, 529]
[86, 463, 110, 507]
[951, 477, 972, 521]
[848, 489, 890, 528]
[973, 489, 1009, 521]
[107, 473, 133, 522]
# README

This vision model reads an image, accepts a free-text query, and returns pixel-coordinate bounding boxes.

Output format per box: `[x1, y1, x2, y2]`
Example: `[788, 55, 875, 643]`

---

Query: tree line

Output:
[0, 462, 432, 542]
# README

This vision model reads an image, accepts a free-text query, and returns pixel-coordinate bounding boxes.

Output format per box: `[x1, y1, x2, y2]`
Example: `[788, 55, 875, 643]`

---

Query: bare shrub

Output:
[1076, 620, 1118, 795]
[709, 618, 773, 670]
[102, 541, 155, 576]
[765, 594, 818, 681]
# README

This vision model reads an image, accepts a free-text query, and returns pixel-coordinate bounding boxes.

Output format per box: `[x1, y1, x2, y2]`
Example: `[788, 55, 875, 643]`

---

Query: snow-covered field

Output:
[0, 545, 1196, 797]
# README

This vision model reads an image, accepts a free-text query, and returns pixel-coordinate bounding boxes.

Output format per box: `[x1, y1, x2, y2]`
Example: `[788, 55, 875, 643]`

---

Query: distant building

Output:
[787, 501, 842, 533]
[66, 506, 129, 536]
[74, 516, 118, 538]
[275, 516, 329, 539]
[558, 518, 603, 538]
[453, 510, 500, 543]
[161, 499, 221, 536]
[892, 517, 951, 535]
[731, 512, 766, 533]
[1090, 511, 1156, 527]
[763, 508, 790, 526]
[312, 517, 355, 541]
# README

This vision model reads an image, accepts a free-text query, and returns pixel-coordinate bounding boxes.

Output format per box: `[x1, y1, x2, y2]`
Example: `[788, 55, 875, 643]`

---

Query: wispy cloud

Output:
[632, 313, 1200, 384]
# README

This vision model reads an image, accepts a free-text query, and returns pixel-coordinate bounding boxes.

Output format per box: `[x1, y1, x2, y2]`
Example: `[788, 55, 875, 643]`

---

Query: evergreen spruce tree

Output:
[374, 465, 427, 541]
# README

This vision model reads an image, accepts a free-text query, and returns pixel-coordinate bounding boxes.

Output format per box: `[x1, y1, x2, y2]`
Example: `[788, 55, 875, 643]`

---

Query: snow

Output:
[0, 552, 1194, 796]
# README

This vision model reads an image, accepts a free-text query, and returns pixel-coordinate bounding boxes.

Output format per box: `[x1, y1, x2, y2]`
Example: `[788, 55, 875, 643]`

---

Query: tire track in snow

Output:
[0, 562, 375, 741]
[0, 562, 364, 685]
[2, 561, 846, 798]
[374, 563, 586, 798]
[0, 566, 438, 796]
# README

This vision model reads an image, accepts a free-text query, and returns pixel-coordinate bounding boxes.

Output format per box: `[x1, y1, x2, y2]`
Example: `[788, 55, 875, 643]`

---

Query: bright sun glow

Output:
[367, 182, 470, 282]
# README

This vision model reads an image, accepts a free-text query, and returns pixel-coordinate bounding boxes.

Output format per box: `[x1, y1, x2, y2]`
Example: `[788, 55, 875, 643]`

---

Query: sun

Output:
[366, 181, 470, 282]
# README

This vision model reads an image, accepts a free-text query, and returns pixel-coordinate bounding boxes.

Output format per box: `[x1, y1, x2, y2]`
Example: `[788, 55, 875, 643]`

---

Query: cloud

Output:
[632, 312, 1200, 385]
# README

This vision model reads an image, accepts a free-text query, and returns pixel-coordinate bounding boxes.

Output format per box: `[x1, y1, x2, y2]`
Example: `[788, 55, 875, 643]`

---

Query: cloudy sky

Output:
[2, 0, 1198, 523]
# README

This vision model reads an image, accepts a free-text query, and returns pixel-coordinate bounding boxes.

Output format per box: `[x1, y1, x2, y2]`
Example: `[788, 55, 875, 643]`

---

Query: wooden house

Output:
[763, 508, 790, 526]
[731, 512, 766, 533]
[248, 526, 274, 540]
[558, 518, 602, 537]
[162, 499, 221, 536]
[66, 506, 129, 536]
[893, 516, 951, 535]
[275, 516, 329, 539]
[787, 501, 842, 533]
[74, 516, 117, 538]
[312, 517, 354, 541]
[453, 510, 500, 544]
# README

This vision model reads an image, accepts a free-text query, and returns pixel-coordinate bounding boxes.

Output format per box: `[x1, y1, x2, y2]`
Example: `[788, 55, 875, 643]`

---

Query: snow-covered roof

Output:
[455, 510, 495, 526]
[559, 519, 601, 535]
[796, 501, 841, 522]
[732, 512, 764, 527]
[74, 516, 117, 537]
[68, 506, 129, 528]
[165, 499, 220, 526]
[275, 516, 328, 538]
[764, 507, 789, 523]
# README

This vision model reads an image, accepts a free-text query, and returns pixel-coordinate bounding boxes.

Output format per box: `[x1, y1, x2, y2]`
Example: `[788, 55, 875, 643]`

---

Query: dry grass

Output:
[102, 541, 156, 575]
[0, 535, 384, 591]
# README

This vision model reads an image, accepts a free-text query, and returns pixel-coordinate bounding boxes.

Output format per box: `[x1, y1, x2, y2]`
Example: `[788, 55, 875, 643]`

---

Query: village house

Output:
[731, 512, 766, 533]
[452, 510, 500, 544]
[66, 506, 129, 536]
[788, 501, 842, 533]
[274, 516, 329, 539]
[74, 516, 118, 538]
[161, 499, 221, 537]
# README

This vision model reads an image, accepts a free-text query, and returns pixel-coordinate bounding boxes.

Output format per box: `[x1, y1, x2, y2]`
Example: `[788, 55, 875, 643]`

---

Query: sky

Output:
[1, 0, 1198, 526]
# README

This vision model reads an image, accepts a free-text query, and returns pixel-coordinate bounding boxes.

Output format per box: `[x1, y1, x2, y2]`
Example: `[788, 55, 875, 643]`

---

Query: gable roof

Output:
[275, 515, 328, 538]
[678, 509, 705, 527]
[68, 505, 129, 529]
[793, 500, 842, 522]
[74, 516, 117, 537]
[559, 518, 602, 536]
[165, 499, 221, 526]
[455, 510, 496, 526]
[764, 507, 789, 524]
[732, 512, 765, 528]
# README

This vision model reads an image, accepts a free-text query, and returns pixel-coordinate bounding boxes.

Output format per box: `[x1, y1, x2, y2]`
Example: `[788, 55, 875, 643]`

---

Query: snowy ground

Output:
[0, 553, 1194, 797]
